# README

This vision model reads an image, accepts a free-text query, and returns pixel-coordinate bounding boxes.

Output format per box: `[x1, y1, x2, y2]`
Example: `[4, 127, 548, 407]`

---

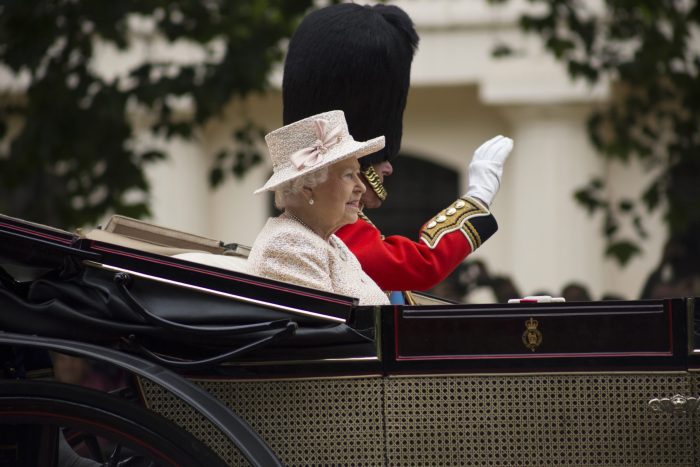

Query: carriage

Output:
[1, 212, 698, 466]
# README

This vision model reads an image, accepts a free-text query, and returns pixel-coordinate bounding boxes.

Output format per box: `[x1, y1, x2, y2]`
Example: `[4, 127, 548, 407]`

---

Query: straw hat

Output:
[254, 110, 385, 194]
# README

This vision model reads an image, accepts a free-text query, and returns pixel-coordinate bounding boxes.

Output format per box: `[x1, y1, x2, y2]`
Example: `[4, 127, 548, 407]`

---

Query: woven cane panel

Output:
[385, 374, 694, 466]
[138, 378, 249, 465]
[200, 377, 385, 466]
[691, 373, 700, 464]
[140, 376, 386, 466]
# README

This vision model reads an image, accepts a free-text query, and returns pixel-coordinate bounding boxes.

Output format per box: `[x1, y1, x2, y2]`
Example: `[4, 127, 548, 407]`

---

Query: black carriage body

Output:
[1, 214, 699, 466]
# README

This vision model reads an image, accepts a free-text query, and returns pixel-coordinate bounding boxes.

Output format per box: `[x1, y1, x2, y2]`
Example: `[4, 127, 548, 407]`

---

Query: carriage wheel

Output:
[0, 380, 229, 467]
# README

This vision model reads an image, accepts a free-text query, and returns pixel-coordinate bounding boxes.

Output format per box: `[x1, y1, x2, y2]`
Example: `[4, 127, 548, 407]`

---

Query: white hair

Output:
[273, 167, 329, 209]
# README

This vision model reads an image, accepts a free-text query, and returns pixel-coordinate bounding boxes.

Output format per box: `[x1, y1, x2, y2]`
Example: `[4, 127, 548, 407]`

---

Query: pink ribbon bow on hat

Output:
[290, 119, 343, 170]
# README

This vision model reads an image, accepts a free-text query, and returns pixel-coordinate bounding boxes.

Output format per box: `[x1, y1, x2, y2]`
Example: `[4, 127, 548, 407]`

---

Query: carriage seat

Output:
[83, 215, 449, 306]
[170, 251, 248, 272]
[83, 215, 250, 274]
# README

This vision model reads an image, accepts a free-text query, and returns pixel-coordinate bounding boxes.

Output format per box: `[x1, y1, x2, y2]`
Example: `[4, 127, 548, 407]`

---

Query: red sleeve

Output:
[336, 196, 497, 291]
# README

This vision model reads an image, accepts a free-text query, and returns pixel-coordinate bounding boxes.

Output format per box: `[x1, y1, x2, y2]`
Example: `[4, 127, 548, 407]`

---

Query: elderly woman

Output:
[247, 110, 390, 305]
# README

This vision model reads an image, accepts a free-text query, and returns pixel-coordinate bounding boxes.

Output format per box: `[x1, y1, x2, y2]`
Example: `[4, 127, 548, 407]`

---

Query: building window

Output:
[371, 153, 459, 238]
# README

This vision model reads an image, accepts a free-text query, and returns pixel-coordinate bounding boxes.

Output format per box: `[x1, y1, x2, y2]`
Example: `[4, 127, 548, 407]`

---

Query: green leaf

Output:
[492, 43, 514, 58]
[605, 240, 642, 266]
[618, 199, 634, 212]
[603, 212, 618, 237]
[209, 166, 224, 188]
[140, 150, 166, 162]
[632, 215, 648, 239]
[546, 37, 575, 59]
[574, 188, 601, 215]
[642, 181, 661, 211]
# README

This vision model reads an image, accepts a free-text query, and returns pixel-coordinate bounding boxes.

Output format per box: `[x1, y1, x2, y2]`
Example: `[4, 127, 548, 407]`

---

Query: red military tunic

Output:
[336, 196, 498, 291]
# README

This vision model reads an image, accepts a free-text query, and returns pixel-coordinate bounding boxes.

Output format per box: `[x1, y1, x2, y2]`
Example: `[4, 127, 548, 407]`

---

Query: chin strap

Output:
[361, 165, 388, 201]
[357, 209, 374, 226]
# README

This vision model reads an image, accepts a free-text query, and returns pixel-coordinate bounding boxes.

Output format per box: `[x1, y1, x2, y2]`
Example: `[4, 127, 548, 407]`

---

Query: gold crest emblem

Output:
[522, 317, 542, 352]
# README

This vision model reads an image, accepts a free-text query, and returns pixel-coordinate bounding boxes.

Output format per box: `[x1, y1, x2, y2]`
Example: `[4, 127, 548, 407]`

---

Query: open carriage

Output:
[1, 212, 699, 466]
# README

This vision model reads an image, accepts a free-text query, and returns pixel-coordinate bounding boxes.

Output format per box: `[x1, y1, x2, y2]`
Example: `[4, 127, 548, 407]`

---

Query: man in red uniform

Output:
[282, 3, 513, 294]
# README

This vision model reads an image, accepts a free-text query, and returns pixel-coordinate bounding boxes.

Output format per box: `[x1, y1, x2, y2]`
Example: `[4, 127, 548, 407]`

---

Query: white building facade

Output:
[1, 1, 665, 300]
[143, 0, 664, 300]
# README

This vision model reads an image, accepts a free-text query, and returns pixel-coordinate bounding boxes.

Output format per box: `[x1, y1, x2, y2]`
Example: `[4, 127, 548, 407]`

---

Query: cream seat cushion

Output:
[83, 229, 249, 274]
[171, 252, 248, 273]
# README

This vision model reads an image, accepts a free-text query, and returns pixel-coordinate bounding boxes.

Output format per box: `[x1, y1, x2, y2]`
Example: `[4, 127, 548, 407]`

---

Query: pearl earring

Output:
[308, 199, 315, 206]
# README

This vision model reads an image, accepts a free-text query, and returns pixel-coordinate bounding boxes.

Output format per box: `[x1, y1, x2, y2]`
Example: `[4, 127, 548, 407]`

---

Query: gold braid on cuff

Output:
[362, 166, 388, 201]
[420, 196, 490, 250]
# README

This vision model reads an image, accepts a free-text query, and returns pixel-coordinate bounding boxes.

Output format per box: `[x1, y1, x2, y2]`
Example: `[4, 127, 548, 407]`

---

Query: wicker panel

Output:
[202, 377, 386, 466]
[385, 374, 694, 466]
[691, 372, 700, 465]
[141, 373, 696, 466]
[140, 376, 386, 466]
[139, 378, 249, 465]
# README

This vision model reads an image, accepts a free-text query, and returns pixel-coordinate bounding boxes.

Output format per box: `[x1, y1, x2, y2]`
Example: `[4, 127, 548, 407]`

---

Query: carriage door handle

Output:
[648, 395, 700, 414]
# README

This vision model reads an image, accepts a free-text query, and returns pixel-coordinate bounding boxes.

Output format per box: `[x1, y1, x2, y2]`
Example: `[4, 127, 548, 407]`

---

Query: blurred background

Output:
[1, 0, 698, 302]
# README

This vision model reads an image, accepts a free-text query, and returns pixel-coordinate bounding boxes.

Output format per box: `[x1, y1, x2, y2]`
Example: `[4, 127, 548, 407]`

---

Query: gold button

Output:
[454, 200, 466, 209]
[436, 215, 447, 223]
[446, 207, 456, 216]
[427, 221, 437, 228]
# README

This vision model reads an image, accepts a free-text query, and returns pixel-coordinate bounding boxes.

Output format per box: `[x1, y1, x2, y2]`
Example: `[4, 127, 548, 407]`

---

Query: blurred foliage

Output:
[490, 0, 700, 266]
[0, 0, 317, 229]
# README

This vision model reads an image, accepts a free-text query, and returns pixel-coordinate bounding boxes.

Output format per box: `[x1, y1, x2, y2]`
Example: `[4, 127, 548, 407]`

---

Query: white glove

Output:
[465, 135, 514, 207]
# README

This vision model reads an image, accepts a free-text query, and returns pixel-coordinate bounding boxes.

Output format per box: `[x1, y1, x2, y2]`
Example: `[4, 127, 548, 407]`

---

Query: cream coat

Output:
[247, 216, 389, 306]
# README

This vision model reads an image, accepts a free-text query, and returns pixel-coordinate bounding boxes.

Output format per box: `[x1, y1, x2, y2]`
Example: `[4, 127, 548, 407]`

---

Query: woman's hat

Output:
[254, 110, 385, 194]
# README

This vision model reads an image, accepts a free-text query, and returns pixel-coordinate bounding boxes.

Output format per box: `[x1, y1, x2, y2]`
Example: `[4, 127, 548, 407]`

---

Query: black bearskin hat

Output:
[283, 3, 419, 167]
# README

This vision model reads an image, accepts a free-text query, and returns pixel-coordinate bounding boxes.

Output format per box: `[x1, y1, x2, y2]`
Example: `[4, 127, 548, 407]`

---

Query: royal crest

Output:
[522, 317, 542, 352]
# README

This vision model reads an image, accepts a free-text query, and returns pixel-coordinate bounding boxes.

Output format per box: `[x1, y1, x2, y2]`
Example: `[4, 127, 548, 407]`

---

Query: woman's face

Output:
[310, 157, 366, 234]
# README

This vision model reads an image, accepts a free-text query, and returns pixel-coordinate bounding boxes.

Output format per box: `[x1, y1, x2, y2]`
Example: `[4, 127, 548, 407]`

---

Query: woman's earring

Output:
[308, 198, 315, 206]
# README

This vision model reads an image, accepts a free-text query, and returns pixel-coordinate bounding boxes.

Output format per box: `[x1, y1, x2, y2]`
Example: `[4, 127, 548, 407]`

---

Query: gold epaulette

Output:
[420, 196, 491, 249]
